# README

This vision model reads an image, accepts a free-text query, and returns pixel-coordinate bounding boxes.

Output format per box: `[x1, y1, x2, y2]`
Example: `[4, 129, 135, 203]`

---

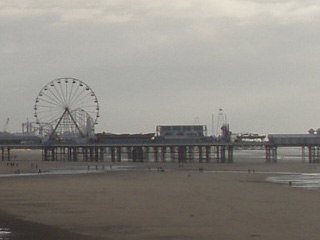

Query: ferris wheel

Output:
[34, 78, 100, 140]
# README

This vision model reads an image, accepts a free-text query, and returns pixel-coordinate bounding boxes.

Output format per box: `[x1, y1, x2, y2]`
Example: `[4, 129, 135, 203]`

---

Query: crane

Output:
[3, 118, 10, 132]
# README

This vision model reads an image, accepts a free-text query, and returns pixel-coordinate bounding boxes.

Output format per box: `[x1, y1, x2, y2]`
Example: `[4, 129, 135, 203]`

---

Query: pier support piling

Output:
[266, 145, 277, 163]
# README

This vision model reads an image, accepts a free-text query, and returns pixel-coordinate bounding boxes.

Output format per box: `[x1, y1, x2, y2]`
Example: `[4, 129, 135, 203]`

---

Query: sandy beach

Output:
[1, 153, 320, 239]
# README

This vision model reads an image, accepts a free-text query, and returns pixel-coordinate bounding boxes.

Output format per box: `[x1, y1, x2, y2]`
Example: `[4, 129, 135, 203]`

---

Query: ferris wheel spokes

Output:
[34, 78, 100, 141]
[49, 108, 85, 141]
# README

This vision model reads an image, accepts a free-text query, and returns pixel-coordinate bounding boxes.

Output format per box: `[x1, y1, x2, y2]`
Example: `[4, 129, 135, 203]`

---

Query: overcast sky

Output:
[1, 0, 320, 135]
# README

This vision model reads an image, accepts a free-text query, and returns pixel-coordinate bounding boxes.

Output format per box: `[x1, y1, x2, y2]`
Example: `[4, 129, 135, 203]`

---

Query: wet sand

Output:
[1, 157, 320, 240]
[0, 209, 96, 240]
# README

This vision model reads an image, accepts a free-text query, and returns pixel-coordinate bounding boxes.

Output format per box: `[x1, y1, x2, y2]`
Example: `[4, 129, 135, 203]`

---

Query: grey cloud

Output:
[1, 0, 320, 134]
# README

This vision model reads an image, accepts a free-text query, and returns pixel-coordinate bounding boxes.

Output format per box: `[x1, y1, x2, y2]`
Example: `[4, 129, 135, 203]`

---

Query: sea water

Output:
[0, 165, 136, 178]
[234, 147, 306, 162]
[267, 173, 320, 190]
[236, 147, 320, 190]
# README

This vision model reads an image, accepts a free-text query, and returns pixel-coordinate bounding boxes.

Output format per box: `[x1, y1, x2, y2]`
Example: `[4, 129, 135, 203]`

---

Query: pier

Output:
[0, 141, 312, 163]
[1, 133, 320, 164]
[1, 143, 235, 163]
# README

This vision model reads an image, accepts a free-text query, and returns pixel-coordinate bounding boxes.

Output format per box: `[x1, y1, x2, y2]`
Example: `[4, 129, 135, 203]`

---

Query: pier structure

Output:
[2, 135, 320, 163]
[265, 145, 277, 163]
[1, 146, 10, 161]
[264, 144, 320, 164]
[268, 134, 320, 163]
[40, 143, 234, 163]
[0, 143, 234, 163]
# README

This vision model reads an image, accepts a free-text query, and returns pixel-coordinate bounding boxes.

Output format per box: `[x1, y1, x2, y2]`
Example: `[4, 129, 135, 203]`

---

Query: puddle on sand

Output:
[0, 228, 11, 240]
